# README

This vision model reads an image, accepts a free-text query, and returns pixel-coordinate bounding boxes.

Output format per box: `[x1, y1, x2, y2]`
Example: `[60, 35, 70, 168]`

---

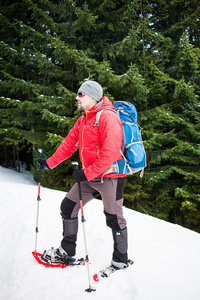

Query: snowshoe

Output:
[93, 259, 134, 281]
[32, 246, 85, 268]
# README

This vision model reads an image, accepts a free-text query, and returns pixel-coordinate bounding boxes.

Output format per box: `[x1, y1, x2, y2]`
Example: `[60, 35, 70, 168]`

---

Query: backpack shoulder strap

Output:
[94, 108, 118, 127]
[94, 107, 126, 153]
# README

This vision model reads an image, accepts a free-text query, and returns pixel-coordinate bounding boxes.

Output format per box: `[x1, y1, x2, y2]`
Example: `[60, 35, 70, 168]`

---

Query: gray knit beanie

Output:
[78, 80, 103, 102]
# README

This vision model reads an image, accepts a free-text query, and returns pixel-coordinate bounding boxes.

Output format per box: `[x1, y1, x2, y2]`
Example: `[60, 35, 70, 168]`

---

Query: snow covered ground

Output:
[0, 164, 200, 300]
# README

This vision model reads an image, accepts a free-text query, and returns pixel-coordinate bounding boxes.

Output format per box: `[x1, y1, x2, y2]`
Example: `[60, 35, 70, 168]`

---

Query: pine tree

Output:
[175, 34, 200, 82]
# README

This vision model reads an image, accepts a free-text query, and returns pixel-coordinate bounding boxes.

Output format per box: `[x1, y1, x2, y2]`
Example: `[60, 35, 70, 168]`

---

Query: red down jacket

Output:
[47, 96, 126, 181]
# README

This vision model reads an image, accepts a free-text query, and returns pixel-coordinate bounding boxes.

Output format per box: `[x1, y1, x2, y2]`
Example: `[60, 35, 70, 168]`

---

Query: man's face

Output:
[76, 91, 97, 111]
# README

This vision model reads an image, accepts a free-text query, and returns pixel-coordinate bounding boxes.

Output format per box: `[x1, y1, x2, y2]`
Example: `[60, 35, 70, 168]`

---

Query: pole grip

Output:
[38, 148, 44, 159]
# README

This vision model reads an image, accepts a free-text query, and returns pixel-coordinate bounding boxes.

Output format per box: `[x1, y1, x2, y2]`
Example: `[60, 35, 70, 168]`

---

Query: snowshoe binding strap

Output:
[41, 246, 76, 265]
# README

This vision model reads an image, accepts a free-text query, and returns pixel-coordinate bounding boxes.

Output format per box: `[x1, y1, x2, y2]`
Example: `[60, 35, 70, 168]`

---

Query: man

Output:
[37, 80, 128, 269]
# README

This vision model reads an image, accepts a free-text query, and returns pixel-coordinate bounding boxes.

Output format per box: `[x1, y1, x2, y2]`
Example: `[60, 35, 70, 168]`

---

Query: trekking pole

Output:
[34, 148, 44, 252]
[72, 162, 96, 293]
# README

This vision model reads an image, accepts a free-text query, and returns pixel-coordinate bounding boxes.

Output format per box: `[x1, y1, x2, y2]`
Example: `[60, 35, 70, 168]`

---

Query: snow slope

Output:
[0, 165, 200, 300]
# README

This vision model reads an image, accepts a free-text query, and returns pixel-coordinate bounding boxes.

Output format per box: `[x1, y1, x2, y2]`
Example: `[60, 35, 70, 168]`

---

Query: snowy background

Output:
[0, 164, 200, 300]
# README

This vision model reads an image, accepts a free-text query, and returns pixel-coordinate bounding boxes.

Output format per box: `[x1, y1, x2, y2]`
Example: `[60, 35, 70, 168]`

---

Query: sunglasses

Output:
[77, 91, 85, 98]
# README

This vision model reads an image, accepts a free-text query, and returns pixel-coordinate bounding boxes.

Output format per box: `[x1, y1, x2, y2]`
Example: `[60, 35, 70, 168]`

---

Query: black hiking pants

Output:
[60, 177, 128, 264]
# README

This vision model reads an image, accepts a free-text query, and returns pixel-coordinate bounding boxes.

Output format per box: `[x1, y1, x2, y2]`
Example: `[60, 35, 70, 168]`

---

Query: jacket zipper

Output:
[96, 143, 99, 157]
[80, 113, 87, 168]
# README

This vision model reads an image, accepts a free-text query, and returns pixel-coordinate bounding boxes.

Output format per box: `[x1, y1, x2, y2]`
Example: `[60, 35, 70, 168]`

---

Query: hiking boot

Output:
[111, 259, 129, 269]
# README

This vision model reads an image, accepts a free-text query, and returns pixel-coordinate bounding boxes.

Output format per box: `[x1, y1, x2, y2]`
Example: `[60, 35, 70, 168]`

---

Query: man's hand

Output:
[37, 158, 50, 170]
[73, 169, 87, 183]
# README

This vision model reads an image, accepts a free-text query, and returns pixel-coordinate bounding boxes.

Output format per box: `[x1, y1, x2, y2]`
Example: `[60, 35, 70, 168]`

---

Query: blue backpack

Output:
[95, 101, 147, 177]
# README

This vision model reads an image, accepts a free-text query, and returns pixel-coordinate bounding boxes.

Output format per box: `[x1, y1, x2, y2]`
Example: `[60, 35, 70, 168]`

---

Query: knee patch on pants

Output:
[61, 197, 76, 219]
[104, 210, 121, 232]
